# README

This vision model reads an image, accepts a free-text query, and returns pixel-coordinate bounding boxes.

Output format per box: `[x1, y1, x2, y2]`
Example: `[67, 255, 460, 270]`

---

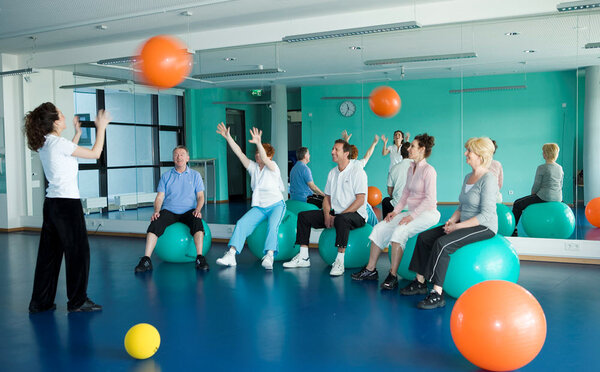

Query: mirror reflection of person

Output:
[289, 146, 325, 205]
[381, 130, 410, 172]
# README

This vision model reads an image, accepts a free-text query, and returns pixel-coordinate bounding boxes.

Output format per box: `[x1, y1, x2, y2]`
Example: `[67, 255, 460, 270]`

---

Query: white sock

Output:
[300, 246, 309, 259]
[336, 252, 345, 263]
[266, 250, 274, 258]
[228, 247, 236, 254]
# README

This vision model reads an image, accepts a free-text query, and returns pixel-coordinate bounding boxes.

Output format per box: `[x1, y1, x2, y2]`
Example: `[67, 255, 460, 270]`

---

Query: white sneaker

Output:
[261, 253, 274, 270]
[330, 258, 345, 276]
[283, 253, 311, 268]
[216, 250, 237, 267]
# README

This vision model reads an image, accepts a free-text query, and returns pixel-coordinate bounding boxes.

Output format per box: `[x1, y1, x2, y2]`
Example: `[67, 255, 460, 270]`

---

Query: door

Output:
[226, 109, 246, 201]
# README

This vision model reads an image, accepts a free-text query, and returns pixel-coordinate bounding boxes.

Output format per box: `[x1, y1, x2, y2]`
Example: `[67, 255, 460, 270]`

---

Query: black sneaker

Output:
[195, 255, 209, 271]
[380, 272, 398, 290]
[351, 267, 379, 281]
[68, 298, 102, 312]
[399, 279, 428, 296]
[135, 256, 152, 273]
[28, 303, 56, 314]
[417, 290, 446, 310]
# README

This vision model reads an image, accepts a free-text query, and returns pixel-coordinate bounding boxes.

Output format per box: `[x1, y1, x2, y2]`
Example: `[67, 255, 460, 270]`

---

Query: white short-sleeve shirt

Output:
[247, 161, 285, 207]
[324, 162, 368, 221]
[387, 145, 404, 171]
[39, 134, 79, 199]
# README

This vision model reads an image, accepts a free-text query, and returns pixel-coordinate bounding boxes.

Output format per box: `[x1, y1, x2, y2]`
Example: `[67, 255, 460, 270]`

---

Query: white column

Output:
[271, 84, 288, 198]
[584, 66, 600, 205]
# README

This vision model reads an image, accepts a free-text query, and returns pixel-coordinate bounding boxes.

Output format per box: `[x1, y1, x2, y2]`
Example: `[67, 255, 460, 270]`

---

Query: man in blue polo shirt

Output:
[289, 147, 324, 203]
[135, 145, 208, 272]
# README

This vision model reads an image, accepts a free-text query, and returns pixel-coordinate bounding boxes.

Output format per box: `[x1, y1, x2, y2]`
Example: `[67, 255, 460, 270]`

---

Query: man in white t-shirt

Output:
[284, 139, 368, 276]
[382, 142, 411, 218]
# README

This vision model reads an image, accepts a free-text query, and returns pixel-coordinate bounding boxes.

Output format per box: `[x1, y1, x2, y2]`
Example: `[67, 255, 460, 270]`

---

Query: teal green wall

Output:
[186, 70, 580, 204]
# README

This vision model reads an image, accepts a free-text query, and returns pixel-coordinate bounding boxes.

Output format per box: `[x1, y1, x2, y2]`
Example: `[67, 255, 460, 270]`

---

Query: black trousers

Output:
[147, 209, 204, 237]
[29, 198, 90, 311]
[382, 197, 394, 219]
[512, 194, 545, 226]
[409, 225, 495, 287]
[295, 209, 365, 248]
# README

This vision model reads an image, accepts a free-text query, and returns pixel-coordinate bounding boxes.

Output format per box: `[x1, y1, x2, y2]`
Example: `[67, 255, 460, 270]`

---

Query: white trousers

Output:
[368, 209, 441, 250]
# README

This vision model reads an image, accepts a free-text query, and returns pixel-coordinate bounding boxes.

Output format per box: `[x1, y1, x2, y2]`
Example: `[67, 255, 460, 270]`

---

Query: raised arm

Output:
[381, 135, 390, 156]
[361, 134, 380, 164]
[341, 130, 352, 143]
[72, 116, 82, 144]
[71, 110, 110, 159]
[216, 122, 250, 169]
[248, 127, 277, 172]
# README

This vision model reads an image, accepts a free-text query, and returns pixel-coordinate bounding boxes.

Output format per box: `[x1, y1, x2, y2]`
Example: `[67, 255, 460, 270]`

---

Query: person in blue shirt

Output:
[289, 147, 324, 203]
[134, 145, 207, 273]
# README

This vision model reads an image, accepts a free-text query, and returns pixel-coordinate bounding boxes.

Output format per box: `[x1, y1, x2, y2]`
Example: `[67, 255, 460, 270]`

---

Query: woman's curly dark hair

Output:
[24, 102, 58, 151]
[414, 133, 435, 158]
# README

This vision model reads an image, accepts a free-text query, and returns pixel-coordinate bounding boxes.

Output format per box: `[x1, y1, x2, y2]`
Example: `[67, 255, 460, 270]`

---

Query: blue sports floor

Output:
[1, 232, 598, 371]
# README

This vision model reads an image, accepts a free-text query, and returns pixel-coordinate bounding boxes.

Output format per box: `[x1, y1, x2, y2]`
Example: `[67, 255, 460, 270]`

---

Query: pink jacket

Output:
[392, 159, 438, 218]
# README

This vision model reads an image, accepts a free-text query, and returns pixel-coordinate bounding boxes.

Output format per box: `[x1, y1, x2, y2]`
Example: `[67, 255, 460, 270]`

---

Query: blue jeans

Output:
[228, 200, 286, 255]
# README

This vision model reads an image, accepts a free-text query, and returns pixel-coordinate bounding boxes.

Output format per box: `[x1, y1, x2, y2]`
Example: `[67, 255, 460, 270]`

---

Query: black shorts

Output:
[147, 209, 204, 237]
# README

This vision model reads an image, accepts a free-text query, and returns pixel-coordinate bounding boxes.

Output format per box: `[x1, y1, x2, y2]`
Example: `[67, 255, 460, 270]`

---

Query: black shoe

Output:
[417, 290, 446, 310]
[380, 272, 398, 290]
[196, 255, 209, 271]
[29, 303, 56, 314]
[135, 256, 152, 273]
[400, 279, 428, 296]
[68, 298, 102, 312]
[351, 267, 378, 281]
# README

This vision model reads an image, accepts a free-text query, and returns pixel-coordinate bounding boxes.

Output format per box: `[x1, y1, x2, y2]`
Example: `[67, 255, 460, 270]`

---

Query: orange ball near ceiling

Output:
[450, 280, 547, 371]
[138, 35, 192, 89]
[367, 186, 382, 207]
[585, 197, 600, 228]
[369, 86, 401, 118]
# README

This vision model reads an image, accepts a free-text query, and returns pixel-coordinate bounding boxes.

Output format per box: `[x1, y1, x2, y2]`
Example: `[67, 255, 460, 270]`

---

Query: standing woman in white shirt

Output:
[215, 123, 286, 270]
[25, 102, 110, 313]
[381, 130, 409, 172]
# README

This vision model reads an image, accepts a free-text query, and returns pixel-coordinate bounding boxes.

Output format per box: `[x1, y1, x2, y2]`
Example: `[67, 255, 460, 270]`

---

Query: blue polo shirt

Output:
[289, 161, 313, 202]
[157, 166, 205, 214]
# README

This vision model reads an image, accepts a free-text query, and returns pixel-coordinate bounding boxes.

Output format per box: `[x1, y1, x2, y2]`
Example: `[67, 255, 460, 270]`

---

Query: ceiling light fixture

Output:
[585, 42, 600, 48]
[96, 25, 108, 30]
[193, 68, 284, 79]
[364, 52, 477, 65]
[180, 11, 193, 16]
[60, 80, 128, 89]
[449, 85, 527, 94]
[97, 56, 139, 65]
[0, 68, 37, 78]
[282, 21, 421, 43]
[557, 1, 600, 11]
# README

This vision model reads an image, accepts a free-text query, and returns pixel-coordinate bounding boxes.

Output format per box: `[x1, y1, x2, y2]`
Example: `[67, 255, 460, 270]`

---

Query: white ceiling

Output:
[2, 0, 600, 89]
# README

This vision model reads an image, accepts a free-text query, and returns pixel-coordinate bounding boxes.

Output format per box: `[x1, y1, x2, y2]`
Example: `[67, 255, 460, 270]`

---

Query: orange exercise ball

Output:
[369, 86, 401, 118]
[585, 197, 600, 227]
[138, 35, 192, 89]
[450, 280, 546, 371]
[367, 186, 382, 207]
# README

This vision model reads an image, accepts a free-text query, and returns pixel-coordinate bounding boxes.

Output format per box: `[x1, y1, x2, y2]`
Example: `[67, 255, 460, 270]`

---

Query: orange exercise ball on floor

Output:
[367, 186, 382, 207]
[369, 86, 401, 118]
[450, 280, 546, 371]
[585, 197, 600, 227]
[138, 35, 192, 89]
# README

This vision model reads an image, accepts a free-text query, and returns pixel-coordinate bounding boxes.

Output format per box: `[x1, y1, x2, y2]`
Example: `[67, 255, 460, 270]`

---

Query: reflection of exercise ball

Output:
[318, 224, 373, 268]
[369, 86, 401, 118]
[585, 228, 600, 240]
[444, 235, 519, 298]
[154, 221, 211, 263]
[451, 281, 546, 371]
[367, 186, 382, 207]
[585, 197, 600, 227]
[124, 323, 161, 360]
[247, 211, 299, 261]
[496, 203, 515, 236]
[138, 35, 192, 89]
[285, 199, 319, 215]
[521, 202, 575, 239]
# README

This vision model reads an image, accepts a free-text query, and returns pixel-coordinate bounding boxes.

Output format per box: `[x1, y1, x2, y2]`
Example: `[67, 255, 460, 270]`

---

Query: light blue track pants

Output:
[228, 200, 286, 255]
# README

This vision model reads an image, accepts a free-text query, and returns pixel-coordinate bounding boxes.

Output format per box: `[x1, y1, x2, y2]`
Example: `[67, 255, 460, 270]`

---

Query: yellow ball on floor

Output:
[124, 323, 160, 359]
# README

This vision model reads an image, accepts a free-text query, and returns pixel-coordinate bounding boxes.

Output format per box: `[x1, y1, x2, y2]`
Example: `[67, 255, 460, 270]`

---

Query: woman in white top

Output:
[381, 130, 409, 171]
[215, 123, 286, 270]
[25, 102, 110, 313]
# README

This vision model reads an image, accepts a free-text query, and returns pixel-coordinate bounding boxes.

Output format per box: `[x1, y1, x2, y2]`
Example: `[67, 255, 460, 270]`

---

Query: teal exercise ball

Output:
[154, 221, 212, 263]
[521, 202, 575, 239]
[443, 235, 520, 298]
[318, 224, 373, 268]
[247, 210, 299, 261]
[497, 203, 516, 236]
[285, 199, 319, 215]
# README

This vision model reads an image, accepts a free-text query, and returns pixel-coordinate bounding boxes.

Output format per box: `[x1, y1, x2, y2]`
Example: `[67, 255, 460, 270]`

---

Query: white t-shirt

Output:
[324, 162, 368, 221]
[387, 144, 404, 171]
[247, 161, 285, 208]
[387, 159, 413, 206]
[39, 134, 79, 199]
